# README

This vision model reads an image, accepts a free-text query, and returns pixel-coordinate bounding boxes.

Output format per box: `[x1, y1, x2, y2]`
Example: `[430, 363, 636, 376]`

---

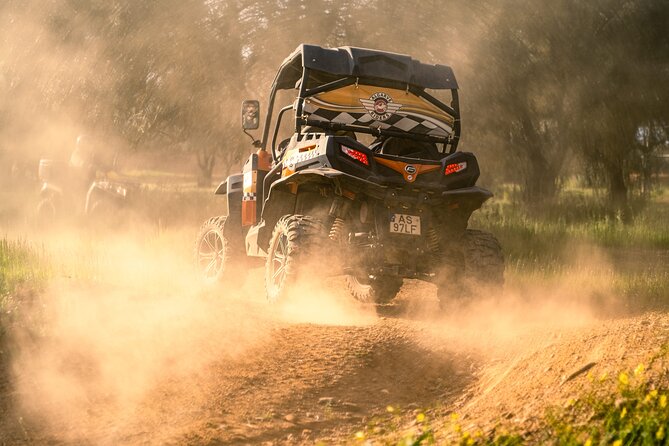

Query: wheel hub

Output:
[198, 229, 224, 279]
[270, 232, 288, 291]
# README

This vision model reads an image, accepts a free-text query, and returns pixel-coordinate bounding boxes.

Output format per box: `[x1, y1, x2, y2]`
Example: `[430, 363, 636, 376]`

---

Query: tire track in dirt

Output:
[114, 317, 477, 445]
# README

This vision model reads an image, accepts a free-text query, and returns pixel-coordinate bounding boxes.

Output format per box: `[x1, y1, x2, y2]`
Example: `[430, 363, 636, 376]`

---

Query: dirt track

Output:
[1, 270, 668, 445]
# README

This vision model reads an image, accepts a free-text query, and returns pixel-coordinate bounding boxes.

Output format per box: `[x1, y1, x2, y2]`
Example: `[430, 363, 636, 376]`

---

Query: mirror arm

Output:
[243, 129, 262, 148]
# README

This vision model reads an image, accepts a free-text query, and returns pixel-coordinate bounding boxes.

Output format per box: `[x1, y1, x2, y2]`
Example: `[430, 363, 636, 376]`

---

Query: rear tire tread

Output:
[437, 229, 504, 307]
[265, 215, 326, 302]
[345, 276, 403, 304]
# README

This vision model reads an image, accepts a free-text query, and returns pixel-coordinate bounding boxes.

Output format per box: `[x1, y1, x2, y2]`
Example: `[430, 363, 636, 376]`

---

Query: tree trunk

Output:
[641, 151, 652, 199]
[607, 162, 631, 222]
[524, 156, 559, 204]
[515, 114, 561, 204]
[197, 147, 215, 187]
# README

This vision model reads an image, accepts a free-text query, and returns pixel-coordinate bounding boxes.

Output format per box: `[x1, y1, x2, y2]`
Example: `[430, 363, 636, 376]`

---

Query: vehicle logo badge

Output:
[405, 165, 417, 174]
[360, 92, 403, 121]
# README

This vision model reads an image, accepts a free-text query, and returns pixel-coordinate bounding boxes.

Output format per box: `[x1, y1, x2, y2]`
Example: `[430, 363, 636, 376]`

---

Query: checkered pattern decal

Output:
[242, 192, 256, 201]
[303, 98, 453, 138]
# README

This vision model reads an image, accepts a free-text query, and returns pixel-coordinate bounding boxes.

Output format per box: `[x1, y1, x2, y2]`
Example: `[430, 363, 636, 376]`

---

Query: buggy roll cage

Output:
[258, 45, 461, 161]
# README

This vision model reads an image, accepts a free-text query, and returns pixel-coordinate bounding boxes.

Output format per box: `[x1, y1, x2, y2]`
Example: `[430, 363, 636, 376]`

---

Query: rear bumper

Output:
[285, 168, 492, 209]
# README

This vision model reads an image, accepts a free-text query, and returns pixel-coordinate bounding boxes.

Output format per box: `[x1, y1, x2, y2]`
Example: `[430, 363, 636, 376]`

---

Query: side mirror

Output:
[242, 100, 260, 130]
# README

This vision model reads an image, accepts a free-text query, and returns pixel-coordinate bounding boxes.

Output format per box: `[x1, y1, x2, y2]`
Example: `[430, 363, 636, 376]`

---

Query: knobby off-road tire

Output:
[344, 275, 403, 304]
[194, 216, 246, 285]
[265, 215, 327, 303]
[437, 229, 504, 308]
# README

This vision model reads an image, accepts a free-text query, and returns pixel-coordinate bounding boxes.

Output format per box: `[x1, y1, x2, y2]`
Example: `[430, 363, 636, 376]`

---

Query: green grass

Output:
[0, 238, 50, 339]
[471, 183, 669, 312]
[540, 346, 669, 446]
[355, 351, 669, 445]
[0, 238, 49, 297]
[473, 184, 669, 266]
[120, 169, 196, 184]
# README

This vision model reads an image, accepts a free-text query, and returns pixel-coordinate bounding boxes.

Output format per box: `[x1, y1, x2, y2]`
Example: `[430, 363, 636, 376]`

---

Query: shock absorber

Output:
[426, 226, 441, 260]
[329, 217, 346, 243]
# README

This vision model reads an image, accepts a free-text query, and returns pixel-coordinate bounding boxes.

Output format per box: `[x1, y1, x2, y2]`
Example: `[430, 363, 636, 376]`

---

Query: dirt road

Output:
[1, 266, 667, 445]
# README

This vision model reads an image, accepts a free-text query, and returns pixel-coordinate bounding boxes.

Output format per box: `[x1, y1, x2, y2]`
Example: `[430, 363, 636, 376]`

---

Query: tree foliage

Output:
[469, 0, 669, 210]
[0, 0, 667, 198]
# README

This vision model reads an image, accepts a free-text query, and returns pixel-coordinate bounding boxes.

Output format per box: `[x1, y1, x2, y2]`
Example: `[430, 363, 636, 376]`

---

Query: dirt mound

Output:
[1, 269, 667, 445]
[447, 312, 669, 439]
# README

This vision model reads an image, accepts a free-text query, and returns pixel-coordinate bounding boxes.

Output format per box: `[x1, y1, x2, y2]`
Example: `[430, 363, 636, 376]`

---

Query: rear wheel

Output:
[194, 216, 246, 285]
[437, 229, 504, 307]
[345, 275, 403, 304]
[265, 215, 326, 303]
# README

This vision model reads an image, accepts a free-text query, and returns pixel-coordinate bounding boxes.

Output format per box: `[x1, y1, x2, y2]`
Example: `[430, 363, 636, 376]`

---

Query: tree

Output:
[570, 0, 669, 214]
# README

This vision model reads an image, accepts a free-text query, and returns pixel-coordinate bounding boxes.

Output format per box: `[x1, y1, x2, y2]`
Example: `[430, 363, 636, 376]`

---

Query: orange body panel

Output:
[242, 200, 256, 226]
[241, 149, 271, 226]
[374, 157, 440, 183]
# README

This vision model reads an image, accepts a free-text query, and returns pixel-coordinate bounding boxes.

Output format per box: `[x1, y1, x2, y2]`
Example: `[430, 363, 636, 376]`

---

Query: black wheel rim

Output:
[198, 229, 224, 280]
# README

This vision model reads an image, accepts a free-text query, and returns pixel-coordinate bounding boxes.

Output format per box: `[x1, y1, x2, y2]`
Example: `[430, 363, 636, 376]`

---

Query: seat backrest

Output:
[380, 137, 441, 160]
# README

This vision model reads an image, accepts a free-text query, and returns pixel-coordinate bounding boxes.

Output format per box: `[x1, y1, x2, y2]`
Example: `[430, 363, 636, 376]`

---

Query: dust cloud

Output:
[1, 2, 659, 443]
[276, 279, 377, 326]
[408, 242, 622, 361]
[4, 225, 380, 443]
[0, 218, 637, 446]
[6, 227, 269, 442]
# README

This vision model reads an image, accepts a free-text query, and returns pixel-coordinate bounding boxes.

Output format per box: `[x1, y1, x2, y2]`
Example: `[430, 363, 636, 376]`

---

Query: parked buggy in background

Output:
[36, 134, 132, 223]
[195, 44, 504, 308]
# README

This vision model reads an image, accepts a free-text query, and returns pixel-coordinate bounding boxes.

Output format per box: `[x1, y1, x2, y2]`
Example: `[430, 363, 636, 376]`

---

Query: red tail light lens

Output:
[444, 161, 467, 175]
[341, 146, 369, 166]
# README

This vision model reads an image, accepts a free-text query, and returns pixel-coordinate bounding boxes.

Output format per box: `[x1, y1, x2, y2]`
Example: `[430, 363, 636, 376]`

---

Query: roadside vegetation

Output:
[0, 238, 49, 340]
[474, 184, 669, 261]
[351, 349, 669, 446]
[543, 352, 669, 446]
[474, 181, 669, 312]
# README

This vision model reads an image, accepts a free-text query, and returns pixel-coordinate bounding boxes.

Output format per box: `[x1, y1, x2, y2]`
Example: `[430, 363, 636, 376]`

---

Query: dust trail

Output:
[7, 227, 273, 443]
[6, 225, 382, 443]
[396, 243, 624, 359]
[276, 277, 377, 326]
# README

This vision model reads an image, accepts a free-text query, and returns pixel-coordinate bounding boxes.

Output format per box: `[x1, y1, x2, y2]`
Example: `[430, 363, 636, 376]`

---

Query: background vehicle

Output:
[36, 135, 131, 223]
[195, 44, 504, 307]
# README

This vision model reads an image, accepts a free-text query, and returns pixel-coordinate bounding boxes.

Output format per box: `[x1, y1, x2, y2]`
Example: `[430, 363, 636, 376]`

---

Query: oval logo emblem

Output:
[360, 92, 403, 122]
[405, 165, 417, 174]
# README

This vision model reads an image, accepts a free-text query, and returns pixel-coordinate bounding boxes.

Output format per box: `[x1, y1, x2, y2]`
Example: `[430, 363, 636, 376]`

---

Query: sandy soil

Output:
[0, 244, 667, 445]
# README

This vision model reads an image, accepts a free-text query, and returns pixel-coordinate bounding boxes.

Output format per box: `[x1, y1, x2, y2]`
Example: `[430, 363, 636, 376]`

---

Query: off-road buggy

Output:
[195, 45, 503, 307]
[36, 135, 131, 223]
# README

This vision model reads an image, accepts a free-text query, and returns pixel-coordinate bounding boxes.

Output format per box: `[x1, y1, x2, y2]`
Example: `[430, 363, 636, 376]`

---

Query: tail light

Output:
[341, 146, 369, 166]
[444, 161, 467, 175]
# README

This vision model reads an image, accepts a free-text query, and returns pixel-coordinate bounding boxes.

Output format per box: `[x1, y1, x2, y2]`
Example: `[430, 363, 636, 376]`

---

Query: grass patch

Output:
[475, 184, 669, 312]
[346, 405, 524, 445]
[540, 347, 669, 445]
[473, 185, 669, 267]
[0, 238, 50, 339]
[357, 350, 669, 445]
[0, 238, 49, 297]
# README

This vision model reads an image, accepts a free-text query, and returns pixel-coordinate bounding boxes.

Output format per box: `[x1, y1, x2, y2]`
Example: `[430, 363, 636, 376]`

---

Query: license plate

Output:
[389, 213, 421, 235]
